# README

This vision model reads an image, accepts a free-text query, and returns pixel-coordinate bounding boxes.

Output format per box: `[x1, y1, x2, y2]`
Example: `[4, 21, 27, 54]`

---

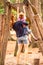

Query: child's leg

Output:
[24, 43, 28, 64]
[16, 43, 23, 64]
[28, 34, 31, 43]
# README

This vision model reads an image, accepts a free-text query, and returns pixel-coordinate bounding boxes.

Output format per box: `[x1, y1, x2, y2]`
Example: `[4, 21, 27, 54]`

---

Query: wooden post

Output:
[0, 14, 5, 65]
[31, 0, 39, 13]
[34, 59, 40, 65]
[0, 15, 3, 65]
[0, 15, 2, 51]
[1, 0, 11, 65]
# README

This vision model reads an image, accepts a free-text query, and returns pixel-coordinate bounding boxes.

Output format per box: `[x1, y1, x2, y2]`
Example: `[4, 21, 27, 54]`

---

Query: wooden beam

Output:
[25, 6, 42, 40]
[6, 0, 38, 15]
[34, 14, 43, 39]
[25, 0, 43, 54]
[5, 0, 38, 15]
[1, 0, 11, 65]
[6, 1, 24, 10]
[0, 15, 2, 65]
[24, 0, 43, 55]
[23, 0, 38, 14]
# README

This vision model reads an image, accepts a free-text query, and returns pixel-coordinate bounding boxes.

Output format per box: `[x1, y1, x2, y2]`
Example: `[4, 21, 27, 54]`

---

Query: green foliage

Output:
[0, 0, 24, 14]
[10, 0, 23, 3]
[12, 9, 17, 15]
[0, 1, 4, 14]
[10, 0, 16, 3]
[0, 8, 4, 14]
[11, 9, 17, 18]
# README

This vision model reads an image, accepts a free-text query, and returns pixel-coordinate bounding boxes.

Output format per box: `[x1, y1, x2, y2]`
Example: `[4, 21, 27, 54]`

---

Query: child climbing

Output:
[17, 6, 26, 22]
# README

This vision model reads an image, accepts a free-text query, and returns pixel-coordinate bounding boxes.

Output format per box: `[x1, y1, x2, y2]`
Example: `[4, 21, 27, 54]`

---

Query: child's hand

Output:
[34, 38, 38, 41]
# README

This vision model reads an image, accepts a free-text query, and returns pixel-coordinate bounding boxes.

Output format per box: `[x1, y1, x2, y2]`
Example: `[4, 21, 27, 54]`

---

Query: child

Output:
[17, 12, 26, 22]
[22, 22, 37, 40]
[22, 23, 37, 45]
[17, 6, 26, 22]
[16, 22, 37, 64]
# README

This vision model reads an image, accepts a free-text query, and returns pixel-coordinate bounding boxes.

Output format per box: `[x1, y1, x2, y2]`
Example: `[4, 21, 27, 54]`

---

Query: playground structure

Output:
[0, 0, 43, 65]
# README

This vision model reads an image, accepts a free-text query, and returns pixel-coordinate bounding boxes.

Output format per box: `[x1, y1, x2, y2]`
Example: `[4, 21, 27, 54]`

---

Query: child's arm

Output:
[23, 6, 26, 20]
[31, 32, 37, 41]
[27, 27, 38, 41]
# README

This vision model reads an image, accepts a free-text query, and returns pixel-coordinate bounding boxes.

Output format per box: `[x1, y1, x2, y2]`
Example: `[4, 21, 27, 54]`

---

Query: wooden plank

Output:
[34, 15, 43, 39]
[23, 0, 38, 14]
[0, 15, 4, 52]
[24, 0, 43, 54]
[30, 0, 43, 55]
[0, 14, 5, 65]
[0, 15, 2, 57]
[6, 1, 24, 10]
[25, 6, 42, 40]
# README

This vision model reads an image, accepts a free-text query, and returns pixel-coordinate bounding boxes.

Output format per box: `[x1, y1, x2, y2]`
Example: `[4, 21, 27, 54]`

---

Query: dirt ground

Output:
[4, 40, 43, 65]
